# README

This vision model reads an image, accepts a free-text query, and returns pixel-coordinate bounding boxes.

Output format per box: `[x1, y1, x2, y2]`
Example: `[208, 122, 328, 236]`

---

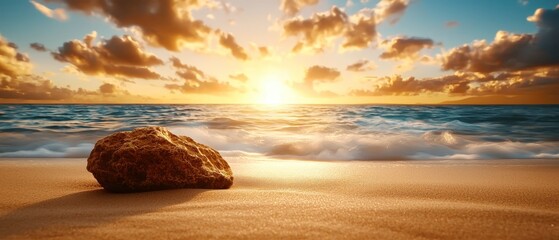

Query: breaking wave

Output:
[1, 104, 558, 160]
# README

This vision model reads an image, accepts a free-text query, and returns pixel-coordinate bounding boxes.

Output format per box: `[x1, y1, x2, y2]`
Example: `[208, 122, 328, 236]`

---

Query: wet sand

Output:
[0, 158, 558, 239]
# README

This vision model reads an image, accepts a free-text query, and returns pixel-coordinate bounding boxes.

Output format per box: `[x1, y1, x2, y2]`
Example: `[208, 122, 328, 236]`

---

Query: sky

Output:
[0, 0, 558, 104]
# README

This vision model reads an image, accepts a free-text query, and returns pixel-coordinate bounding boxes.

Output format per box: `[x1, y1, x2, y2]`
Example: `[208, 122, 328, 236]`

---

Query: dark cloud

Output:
[0, 35, 31, 78]
[380, 36, 434, 60]
[346, 59, 376, 72]
[51, 32, 163, 79]
[165, 57, 238, 95]
[47, 0, 214, 51]
[441, 6, 559, 73]
[280, 0, 319, 16]
[219, 32, 249, 61]
[229, 73, 248, 82]
[30, 43, 47, 52]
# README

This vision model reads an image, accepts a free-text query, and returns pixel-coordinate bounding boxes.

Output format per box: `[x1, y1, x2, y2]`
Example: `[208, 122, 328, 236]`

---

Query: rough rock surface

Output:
[87, 126, 233, 192]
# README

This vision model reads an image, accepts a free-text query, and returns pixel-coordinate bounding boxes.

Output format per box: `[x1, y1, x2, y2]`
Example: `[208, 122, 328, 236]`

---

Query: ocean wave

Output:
[205, 117, 251, 129]
[0, 126, 557, 160]
[1, 105, 559, 160]
[0, 143, 94, 158]
[171, 127, 559, 160]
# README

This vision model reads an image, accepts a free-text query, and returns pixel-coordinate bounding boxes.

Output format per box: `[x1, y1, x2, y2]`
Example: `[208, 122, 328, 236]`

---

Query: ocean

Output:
[1, 104, 558, 160]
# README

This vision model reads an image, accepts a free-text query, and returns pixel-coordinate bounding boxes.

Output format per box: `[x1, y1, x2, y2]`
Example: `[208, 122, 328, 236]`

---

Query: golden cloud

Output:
[165, 57, 239, 95]
[46, 0, 215, 51]
[51, 32, 163, 79]
[441, 6, 559, 73]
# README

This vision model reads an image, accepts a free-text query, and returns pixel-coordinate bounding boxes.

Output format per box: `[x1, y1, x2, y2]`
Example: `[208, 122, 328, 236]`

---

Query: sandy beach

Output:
[0, 158, 558, 239]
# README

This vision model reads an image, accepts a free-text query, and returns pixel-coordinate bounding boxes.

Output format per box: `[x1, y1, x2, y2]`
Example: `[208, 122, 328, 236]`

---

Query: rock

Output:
[87, 126, 233, 192]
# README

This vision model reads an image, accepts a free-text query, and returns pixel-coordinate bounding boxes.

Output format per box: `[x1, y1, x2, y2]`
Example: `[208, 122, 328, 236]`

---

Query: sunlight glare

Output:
[258, 73, 292, 105]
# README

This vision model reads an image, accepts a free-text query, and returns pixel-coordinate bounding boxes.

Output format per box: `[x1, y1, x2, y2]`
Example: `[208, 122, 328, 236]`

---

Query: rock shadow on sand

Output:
[0, 188, 208, 239]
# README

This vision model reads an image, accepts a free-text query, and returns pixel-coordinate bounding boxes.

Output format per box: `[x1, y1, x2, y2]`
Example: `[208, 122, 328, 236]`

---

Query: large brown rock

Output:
[87, 126, 233, 192]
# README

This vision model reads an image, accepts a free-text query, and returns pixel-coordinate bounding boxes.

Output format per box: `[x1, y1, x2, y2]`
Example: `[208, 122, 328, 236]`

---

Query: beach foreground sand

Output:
[0, 158, 558, 239]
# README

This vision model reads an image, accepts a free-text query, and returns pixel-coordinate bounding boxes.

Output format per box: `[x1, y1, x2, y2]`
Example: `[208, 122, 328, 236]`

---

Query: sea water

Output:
[1, 104, 558, 160]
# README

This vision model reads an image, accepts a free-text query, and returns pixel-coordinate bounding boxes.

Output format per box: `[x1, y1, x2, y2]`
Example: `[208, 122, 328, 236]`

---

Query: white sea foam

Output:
[170, 127, 559, 160]
[1, 126, 557, 160]
[1, 105, 558, 160]
[0, 143, 94, 158]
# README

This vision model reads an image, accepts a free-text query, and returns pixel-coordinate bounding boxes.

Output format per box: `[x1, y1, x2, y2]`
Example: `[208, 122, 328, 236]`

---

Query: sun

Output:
[257, 74, 293, 105]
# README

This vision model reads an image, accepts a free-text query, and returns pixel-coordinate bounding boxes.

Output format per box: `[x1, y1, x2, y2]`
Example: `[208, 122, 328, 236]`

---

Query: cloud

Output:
[205, 0, 238, 15]
[51, 32, 163, 79]
[283, 6, 348, 53]
[470, 69, 559, 96]
[445, 21, 459, 28]
[0, 34, 150, 102]
[229, 73, 248, 82]
[295, 65, 340, 97]
[346, 59, 376, 72]
[342, 8, 377, 50]
[351, 74, 470, 96]
[350, 67, 559, 102]
[282, 1, 411, 53]
[99, 82, 117, 95]
[442, 95, 559, 105]
[0, 34, 75, 101]
[48, 0, 215, 51]
[30, 43, 47, 52]
[280, 0, 319, 16]
[219, 32, 249, 61]
[0, 35, 31, 78]
[258, 46, 270, 57]
[305, 65, 341, 82]
[441, 6, 559, 73]
[0, 75, 147, 102]
[419, 55, 437, 64]
[30, 0, 67, 21]
[374, 0, 410, 24]
[380, 36, 434, 60]
[97, 82, 135, 96]
[165, 57, 238, 95]
[0, 75, 75, 100]
[283, 6, 379, 52]
[443, 69, 559, 104]
[0, 71, 143, 102]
